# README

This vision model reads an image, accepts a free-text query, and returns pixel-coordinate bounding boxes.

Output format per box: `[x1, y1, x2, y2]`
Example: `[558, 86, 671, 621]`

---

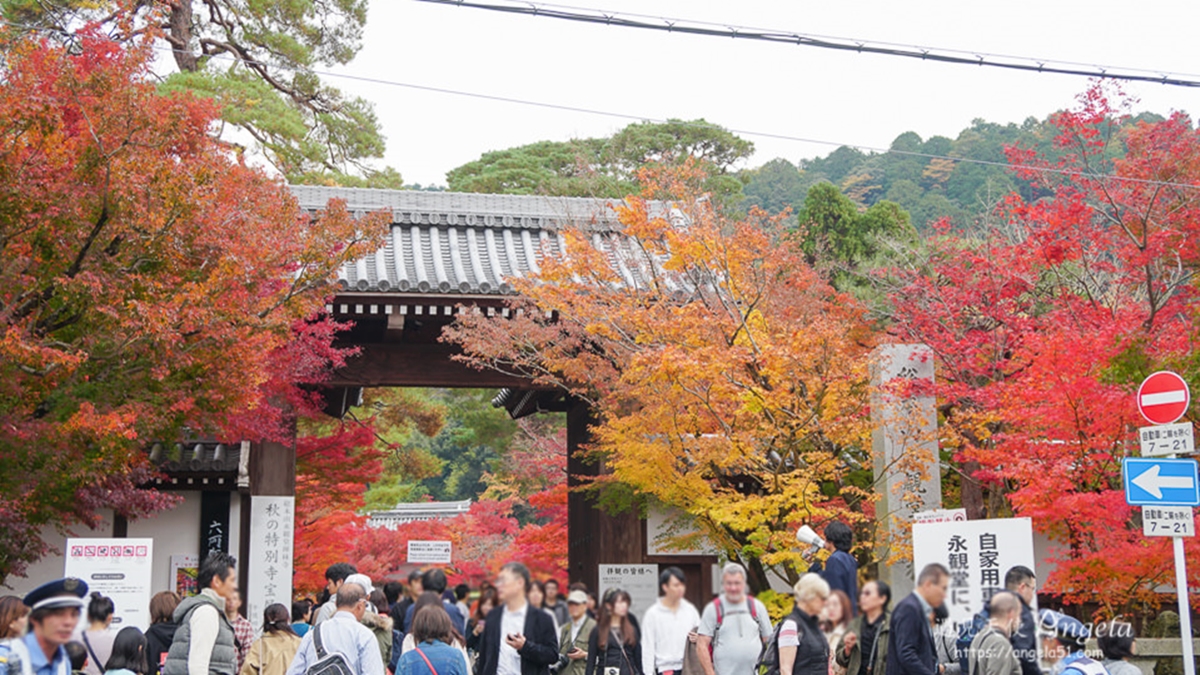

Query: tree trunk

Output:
[169, 1, 198, 72]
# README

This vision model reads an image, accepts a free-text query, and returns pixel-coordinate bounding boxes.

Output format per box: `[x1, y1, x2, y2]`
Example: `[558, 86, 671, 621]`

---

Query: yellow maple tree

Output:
[447, 164, 877, 588]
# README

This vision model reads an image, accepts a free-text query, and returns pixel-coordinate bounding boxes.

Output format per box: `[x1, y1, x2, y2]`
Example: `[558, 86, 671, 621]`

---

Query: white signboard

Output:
[246, 496, 295, 628]
[407, 540, 453, 564]
[65, 538, 154, 630]
[598, 564, 659, 621]
[1144, 506, 1196, 537]
[913, 518, 1035, 632]
[1140, 423, 1195, 457]
[913, 508, 968, 524]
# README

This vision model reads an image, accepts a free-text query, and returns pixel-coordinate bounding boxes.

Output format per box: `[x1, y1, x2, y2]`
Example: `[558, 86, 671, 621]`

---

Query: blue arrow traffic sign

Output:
[1123, 458, 1200, 506]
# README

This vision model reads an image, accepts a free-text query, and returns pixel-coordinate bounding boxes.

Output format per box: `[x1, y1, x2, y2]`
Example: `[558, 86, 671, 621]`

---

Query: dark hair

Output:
[88, 592, 115, 624]
[335, 584, 366, 609]
[412, 604, 455, 646]
[917, 563, 950, 586]
[324, 563, 357, 584]
[1004, 566, 1036, 590]
[0, 596, 29, 640]
[383, 582, 404, 605]
[149, 592, 180, 625]
[197, 552, 236, 592]
[543, 579, 559, 590]
[105, 626, 148, 674]
[824, 522, 854, 553]
[1098, 622, 1136, 661]
[262, 603, 297, 636]
[528, 581, 546, 608]
[568, 582, 589, 593]
[315, 589, 329, 606]
[500, 562, 531, 594]
[474, 589, 498, 621]
[65, 641, 88, 671]
[867, 580, 892, 611]
[421, 569, 448, 595]
[414, 593, 464, 646]
[454, 584, 470, 601]
[407, 570, 424, 585]
[658, 567, 686, 596]
[369, 590, 388, 614]
[933, 602, 950, 624]
[597, 589, 637, 650]
[291, 600, 313, 623]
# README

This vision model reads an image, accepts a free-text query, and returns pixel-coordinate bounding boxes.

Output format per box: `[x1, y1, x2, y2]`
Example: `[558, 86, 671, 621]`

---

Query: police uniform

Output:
[0, 578, 89, 675]
[1039, 610, 1109, 675]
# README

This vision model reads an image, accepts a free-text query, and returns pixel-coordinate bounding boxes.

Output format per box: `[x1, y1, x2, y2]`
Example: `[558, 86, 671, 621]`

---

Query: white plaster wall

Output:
[6, 491, 243, 601]
[125, 492, 202, 596]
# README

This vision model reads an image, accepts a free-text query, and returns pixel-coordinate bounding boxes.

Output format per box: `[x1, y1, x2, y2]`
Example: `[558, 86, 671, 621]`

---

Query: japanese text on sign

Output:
[1143, 506, 1196, 537]
[1139, 423, 1195, 458]
[246, 497, 294, 628]
[913, 518, 1035, 633]
[598, 564, 659, 621]
[407, 540, 452, 564]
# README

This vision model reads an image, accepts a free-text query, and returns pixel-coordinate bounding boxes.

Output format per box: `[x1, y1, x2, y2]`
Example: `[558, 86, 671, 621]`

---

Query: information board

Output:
[64, 538, 154, 630]
[598, 564, 659, 621]
[407, 540, 453, 564]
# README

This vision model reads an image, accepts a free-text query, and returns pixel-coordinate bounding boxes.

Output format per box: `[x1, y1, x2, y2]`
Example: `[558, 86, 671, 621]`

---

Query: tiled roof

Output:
[290, 186, 672, 295]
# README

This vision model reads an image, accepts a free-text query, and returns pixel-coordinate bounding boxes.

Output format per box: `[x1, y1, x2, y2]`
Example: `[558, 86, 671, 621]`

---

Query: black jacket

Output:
[477, 604, 560, 675]
[145, 622, 178, 675]
[886, 594, 937, 675]
[584, 623, 643, 675]
[1011, 600, 1039, 675]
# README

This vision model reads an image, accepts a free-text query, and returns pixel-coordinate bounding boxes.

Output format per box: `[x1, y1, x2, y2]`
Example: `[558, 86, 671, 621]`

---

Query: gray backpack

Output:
[306, 625, 355, 675]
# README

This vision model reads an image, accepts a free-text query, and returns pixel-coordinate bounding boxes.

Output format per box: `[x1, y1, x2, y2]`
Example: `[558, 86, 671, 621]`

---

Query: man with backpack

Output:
[285, 581, 384, 675]
[695, 563, 772, 675]
[955, 567, 1039, 675]
[966, 594, 1022, 675]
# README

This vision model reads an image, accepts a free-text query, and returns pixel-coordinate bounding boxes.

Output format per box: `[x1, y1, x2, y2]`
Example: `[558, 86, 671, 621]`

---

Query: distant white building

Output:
[366, 500, 473, 529]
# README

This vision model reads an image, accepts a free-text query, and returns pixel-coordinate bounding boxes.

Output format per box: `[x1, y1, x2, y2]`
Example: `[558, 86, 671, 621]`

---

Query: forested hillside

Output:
[741, 112, 1164, 230]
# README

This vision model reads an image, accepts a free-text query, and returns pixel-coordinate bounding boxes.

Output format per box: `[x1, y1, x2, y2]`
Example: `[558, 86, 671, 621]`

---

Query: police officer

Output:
[0, 578, 89, 675]
[1039, 610, 1109, 675]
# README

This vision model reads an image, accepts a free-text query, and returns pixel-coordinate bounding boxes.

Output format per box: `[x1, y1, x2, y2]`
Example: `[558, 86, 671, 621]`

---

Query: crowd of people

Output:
[0, 535, 1146, 675]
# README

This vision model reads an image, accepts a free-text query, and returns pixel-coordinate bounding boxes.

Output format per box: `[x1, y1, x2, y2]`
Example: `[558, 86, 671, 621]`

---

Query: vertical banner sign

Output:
[246, 497, 295, 628]
[912, 518, 1035, 633]
[598, 564, 659, 621]
[65, 538, 154, 630]
[199, 491, 231, 560]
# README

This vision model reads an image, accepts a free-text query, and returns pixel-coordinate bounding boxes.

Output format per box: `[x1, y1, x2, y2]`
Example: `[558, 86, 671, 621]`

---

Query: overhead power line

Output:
[415, 0, 1200, 89]
[2, 18, 1200, 191]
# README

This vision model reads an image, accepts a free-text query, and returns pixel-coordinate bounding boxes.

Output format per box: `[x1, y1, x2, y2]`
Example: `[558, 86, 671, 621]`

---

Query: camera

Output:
[549, 654, 571, 674]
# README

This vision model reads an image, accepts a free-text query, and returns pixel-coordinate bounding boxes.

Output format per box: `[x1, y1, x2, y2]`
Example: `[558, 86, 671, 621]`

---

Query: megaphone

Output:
[796, 525, 825, 557]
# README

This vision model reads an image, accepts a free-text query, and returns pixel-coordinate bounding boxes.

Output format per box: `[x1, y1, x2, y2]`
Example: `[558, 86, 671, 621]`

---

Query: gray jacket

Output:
[967, 627, 1020, 675]
[163, 591, 238, 675]
[836, 611, 889, 675]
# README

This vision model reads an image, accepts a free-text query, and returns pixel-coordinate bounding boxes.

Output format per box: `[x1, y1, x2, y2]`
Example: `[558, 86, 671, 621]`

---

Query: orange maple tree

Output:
[446, 163, 876, 590]
[0, 29, 385, 582]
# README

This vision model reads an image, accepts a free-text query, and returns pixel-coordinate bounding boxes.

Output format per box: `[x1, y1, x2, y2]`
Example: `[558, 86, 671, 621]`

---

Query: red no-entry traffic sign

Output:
[1138, 371, 1191, 425]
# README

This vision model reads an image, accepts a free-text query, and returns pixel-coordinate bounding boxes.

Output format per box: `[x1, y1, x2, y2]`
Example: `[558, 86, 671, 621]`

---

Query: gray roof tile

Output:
[290, 186, 665, 296]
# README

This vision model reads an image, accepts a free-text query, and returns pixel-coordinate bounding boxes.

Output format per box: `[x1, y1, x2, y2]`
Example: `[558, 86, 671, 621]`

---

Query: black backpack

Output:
[755, 610, 796, 675]
[305, 624, 355, 675]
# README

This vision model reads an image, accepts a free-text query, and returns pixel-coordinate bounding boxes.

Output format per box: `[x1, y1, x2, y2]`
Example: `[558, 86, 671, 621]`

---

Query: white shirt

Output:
[569, 616, 587, 646]
[286, 611, 385, 675]
[188, 590, 226, 675]
[498, 602, 528, 675]
[641, 598, 701, 675]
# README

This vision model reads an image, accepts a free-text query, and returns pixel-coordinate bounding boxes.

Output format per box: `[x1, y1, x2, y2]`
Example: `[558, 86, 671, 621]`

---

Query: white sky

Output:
[325, 0, 1200, 187]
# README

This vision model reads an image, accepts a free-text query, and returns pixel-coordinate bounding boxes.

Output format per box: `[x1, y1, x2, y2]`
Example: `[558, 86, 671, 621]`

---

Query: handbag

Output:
[415, 647, 440, 675]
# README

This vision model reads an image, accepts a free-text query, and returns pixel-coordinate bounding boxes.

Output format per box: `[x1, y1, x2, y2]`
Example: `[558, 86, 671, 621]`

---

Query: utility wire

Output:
[3, 17, 1200, 191]
[416, 0, 1200, 89]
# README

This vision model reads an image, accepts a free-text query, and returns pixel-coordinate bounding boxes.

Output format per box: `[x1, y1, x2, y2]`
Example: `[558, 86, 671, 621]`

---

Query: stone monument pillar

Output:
[872, 344, 941, 600]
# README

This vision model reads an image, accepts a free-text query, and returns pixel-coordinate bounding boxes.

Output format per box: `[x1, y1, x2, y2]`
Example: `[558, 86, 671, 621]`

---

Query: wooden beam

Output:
[328, 342, 540, 389]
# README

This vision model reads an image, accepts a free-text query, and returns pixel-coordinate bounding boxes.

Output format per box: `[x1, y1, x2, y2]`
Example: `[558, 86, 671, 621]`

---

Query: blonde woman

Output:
[778, 574, 832, 675]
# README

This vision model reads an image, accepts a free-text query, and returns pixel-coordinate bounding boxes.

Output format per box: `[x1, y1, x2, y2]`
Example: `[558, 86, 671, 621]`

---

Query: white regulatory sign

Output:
[1143, 506, 1195, 537]
[407, 540, 452, 564]
[1139, 423, 1195, 458]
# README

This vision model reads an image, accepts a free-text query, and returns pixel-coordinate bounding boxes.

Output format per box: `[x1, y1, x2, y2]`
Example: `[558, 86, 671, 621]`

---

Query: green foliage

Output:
[798, 182, 916, 293]
[446, 119, 753, 207]
[3, 0, 396, 184]
[742, 111, 1165, 231]
[757, 589, 796, 623]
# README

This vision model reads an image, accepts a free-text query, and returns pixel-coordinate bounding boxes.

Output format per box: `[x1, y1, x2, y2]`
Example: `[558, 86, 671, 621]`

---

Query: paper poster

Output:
[246, 497, 295, 628]
[170, 555, 199, 597]
[65, 538, 154, 630]
[407, 540, 453, 564]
